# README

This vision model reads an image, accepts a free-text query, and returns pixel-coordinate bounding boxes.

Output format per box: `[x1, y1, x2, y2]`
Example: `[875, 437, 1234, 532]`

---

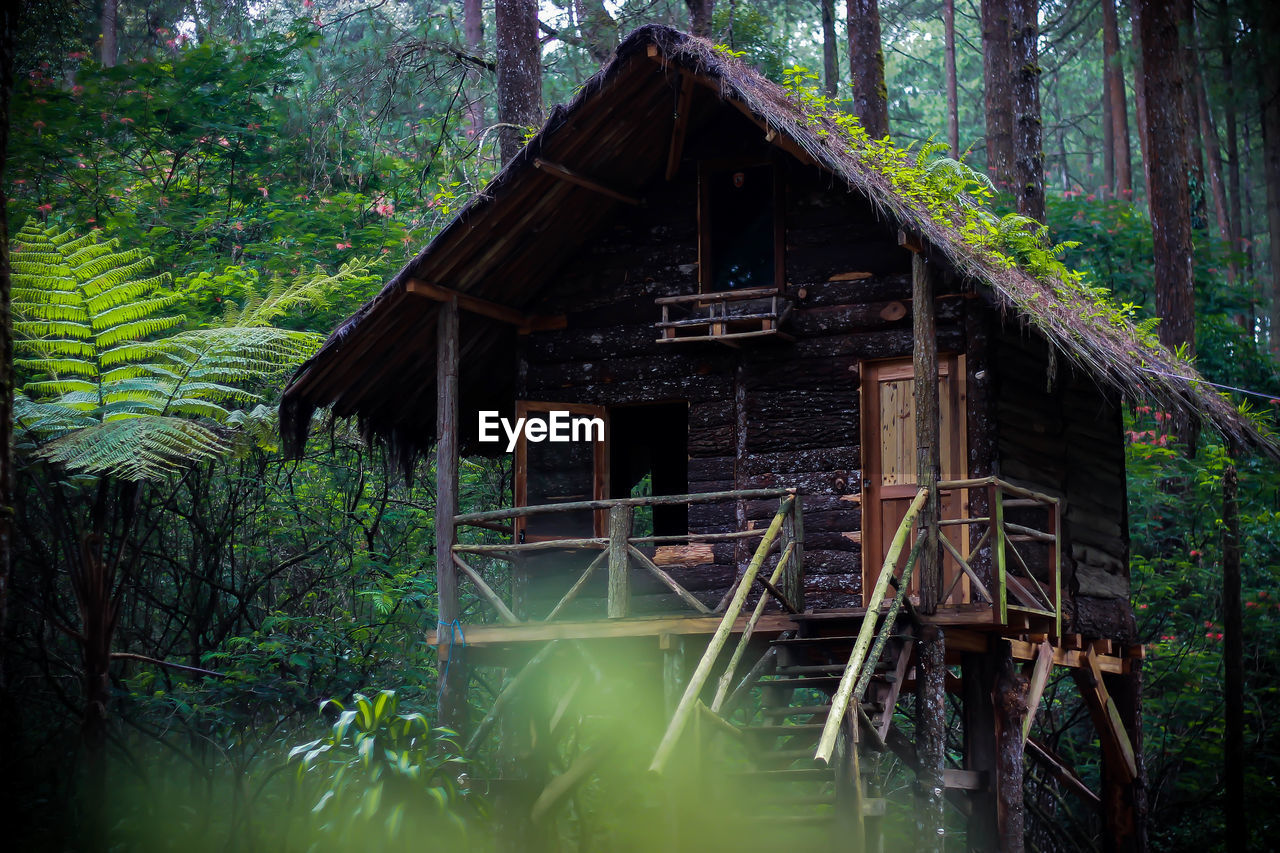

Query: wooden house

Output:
[281, 26, 1273, 853]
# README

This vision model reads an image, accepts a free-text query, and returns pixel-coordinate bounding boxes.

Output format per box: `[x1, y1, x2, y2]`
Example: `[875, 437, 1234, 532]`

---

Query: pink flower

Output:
[336, 241, 352, 250]
[120, 117, 134, 125]
[36, 203, 52, 214]
[32, 120, 44, 130]
[258, 186, 268, 198]
[1191, 550, 1202, 559]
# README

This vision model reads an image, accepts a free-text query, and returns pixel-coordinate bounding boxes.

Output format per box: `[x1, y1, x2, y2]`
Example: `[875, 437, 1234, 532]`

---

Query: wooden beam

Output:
[666, 73, 696, 180]
[607, 506, 632, 618]
[435, 298, 465, 730]
[1073, 648, 1138, 783]
[453, 554, 519, 625]
[533, 157, 643, 205]
[1022, 640, 1055, 742]
[404, 278, 565, 331]
[1026, 738, 1101, 808]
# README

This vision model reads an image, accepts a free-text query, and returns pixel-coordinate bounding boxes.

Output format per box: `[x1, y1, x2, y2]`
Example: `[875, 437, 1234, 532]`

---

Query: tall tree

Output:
[1259, 1, 1280, 352]
[1177, 0, 1207, 231]
[847, 0, 889, 138]
[1102, 0, 1132, 197]
[945, 0, 959, 158]
[495, 0, 543, 165]
[1219, 0, 1244, 289]
[1131, 6, 1152, 196]
[1136, 0, 1196, 360]
[1010, 0, 1044, 222]
[821, 0, 838, 99]
[101, 0, 118, 67]
[463, 0, 485, 141]
[685, 0, 714, 38]
[982, 0, 1015, 188]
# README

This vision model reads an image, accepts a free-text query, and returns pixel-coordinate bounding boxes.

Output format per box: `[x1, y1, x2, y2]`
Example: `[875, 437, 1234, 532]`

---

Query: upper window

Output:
[699, 162, 782, 292]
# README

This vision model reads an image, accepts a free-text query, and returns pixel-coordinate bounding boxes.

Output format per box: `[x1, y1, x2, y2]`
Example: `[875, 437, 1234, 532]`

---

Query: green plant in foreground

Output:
[290, 690, 481, 844]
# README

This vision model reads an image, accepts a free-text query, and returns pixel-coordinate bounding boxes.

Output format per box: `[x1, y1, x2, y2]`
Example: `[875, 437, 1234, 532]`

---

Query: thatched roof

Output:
[281, 24, 1276, 463]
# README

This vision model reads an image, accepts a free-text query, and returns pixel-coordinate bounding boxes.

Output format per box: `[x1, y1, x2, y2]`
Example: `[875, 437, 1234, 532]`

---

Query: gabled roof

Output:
[281, 25, 1276, 463]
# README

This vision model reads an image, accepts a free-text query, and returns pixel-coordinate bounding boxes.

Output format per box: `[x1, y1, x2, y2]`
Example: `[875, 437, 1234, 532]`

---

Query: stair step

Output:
[753, 747, 819, 763]
[762, 704, 831, 718]
[776, 663, 847, 675]
[757, 676, 841, 687]
[741, 791, 836, 806]
[739, 812, 837, 825]
[744, 724, 826, 735]
[736, 768, 833, 782]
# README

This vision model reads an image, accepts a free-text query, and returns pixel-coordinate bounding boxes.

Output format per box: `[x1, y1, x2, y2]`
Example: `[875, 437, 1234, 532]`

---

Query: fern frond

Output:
[93, 313, 184, 347]
[34, 417, 228, 481]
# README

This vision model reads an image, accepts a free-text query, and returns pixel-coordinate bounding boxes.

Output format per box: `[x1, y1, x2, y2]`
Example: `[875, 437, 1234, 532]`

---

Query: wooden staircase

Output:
[712, 613, 916, 851]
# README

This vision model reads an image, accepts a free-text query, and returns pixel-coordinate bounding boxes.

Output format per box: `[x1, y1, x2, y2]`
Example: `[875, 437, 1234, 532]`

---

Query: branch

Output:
[110, 652, 229, 679]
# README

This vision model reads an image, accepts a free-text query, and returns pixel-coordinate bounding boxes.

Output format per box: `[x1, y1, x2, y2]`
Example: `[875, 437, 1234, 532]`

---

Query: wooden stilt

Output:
[993, 639, 1029, 852]
[435, 298, 466, 732]
[963, 648, 999, 850]
[912, 243, 947, 852]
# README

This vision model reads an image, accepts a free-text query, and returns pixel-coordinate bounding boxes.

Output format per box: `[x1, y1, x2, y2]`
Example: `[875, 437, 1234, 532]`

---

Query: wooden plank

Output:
[1021, 641, 1055, 742]
[1071, 648, 1137, 783]
[533, 157, 642, 205]
[455, 488, 793, 524]
[404, 278, 564, 330]
[943, 768, 986, 791]
[665, 73, 696, 181]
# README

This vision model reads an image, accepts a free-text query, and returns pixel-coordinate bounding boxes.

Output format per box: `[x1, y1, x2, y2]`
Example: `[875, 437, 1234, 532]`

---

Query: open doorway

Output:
[608, 402, 689, 538]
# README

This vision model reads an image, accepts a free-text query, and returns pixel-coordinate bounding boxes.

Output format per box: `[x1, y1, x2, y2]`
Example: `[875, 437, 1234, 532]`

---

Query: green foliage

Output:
[12, 220, 369, 479]
[288, 691, 481, 846]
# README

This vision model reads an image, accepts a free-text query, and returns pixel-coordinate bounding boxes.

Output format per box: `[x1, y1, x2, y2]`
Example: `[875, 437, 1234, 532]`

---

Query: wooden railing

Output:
[451, 488, 803, 625]
[936, 477, 1061, 633]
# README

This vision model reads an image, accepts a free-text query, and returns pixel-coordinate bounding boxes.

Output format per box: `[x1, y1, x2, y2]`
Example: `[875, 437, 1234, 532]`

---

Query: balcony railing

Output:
[450, 488, 802, 624]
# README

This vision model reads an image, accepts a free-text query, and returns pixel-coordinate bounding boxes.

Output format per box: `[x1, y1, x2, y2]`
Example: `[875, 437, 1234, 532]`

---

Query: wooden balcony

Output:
[436, 477, 1061, 651]
[655, 287, 794, 345]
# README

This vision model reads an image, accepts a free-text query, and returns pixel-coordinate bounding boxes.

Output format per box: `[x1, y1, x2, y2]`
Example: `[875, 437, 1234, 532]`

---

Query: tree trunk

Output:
[982, 0, 1015, 189]
[847, 0, 890, 139]
[1103, 73, 1115, 198]
[994, 641, 1028, 852]
[464, 0, 485, 141]
[576, 0, 619, 65]
[1177, 0, 1207, 231]
[945, 0, 959, 158]
[495, 0, 543, 165]
[101, 0, 118, 68]
[1222, 459, 1246, 851]
[1261, 2, 1280, 353]
[1011, 0, 1045, 222]
[915, 626, 947, 852]
[0, 0, 16, 836]
[1131, 7, 1152, 199]
[685, 0, 715, 38]
[821, 0, 839, 100]
[1136, 0, 1196, 361]
[1220, 0, 1244, 291]
[1103, 0, 1132, 197]
[1193, 32, 1231, 254]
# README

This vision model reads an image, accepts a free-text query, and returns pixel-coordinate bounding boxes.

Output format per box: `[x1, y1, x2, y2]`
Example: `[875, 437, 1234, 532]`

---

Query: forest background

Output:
[1, 0, 1279, 850]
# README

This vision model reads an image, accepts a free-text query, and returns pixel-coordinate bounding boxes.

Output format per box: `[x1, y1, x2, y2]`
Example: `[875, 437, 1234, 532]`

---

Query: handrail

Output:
[649, 496, 795, 774]
[454, 488, 792, 525]
[814, 487, 928, 766]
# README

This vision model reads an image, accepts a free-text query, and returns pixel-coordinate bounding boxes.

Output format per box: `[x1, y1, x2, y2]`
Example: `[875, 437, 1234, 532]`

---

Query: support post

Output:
[994, 639, 1029, 852]
[781, 496, 805, 612]
[1223, 458, 1245, 852]
[607, 505, 632, 618]
[963, 647, 999, 850]
[911, 246, 947, 852]
[435, 298, 466, 731]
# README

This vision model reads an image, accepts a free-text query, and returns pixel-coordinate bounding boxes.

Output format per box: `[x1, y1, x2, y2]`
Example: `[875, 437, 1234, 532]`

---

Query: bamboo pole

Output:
[649, 497, 794, 774]
[709, 542, 796, 711]
[815, 487, 928, 766]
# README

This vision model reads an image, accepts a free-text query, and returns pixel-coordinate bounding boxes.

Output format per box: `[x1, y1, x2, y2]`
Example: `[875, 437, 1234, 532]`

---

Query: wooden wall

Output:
[990, 329, 1135, 641]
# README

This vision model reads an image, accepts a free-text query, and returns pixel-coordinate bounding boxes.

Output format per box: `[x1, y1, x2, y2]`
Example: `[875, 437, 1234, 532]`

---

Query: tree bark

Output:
[685, 0, 715, 38]
[1103, 0, 1132, 197]
[944, 0, 959, 158]
[1261, 1, 1280, 353]
[915, 625, 947, 852]
[982, 0, 1015, 189]
[1222, 459, 1246, 851]
[1131, 6, 1152, 200]
[1177, 0, 1207, 231]
[847, 0, 890, 139]
[1011, 0, 1045, 222]
[994, 640, 1029, 852]
[1103, 63, 1116, 198]
[436, 300, 466, 730]
[101, 0, 118, 68]
[1192, 30, 1231, 253]
[463, 0, 485, 141]
[1219, 0, 1244, 292]
[495, 0, 543, 165]
[1136, 0, 1196, 360]
[821, 0, 839, 99]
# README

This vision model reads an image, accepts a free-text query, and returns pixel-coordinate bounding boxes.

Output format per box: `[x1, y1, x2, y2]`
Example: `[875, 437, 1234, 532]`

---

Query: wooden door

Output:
[861, 357, 967, 605]
[513, 401, 609, 541]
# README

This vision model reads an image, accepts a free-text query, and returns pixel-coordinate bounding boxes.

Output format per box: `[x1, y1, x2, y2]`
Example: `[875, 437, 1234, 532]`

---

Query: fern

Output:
[12, 220, 369, 481]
